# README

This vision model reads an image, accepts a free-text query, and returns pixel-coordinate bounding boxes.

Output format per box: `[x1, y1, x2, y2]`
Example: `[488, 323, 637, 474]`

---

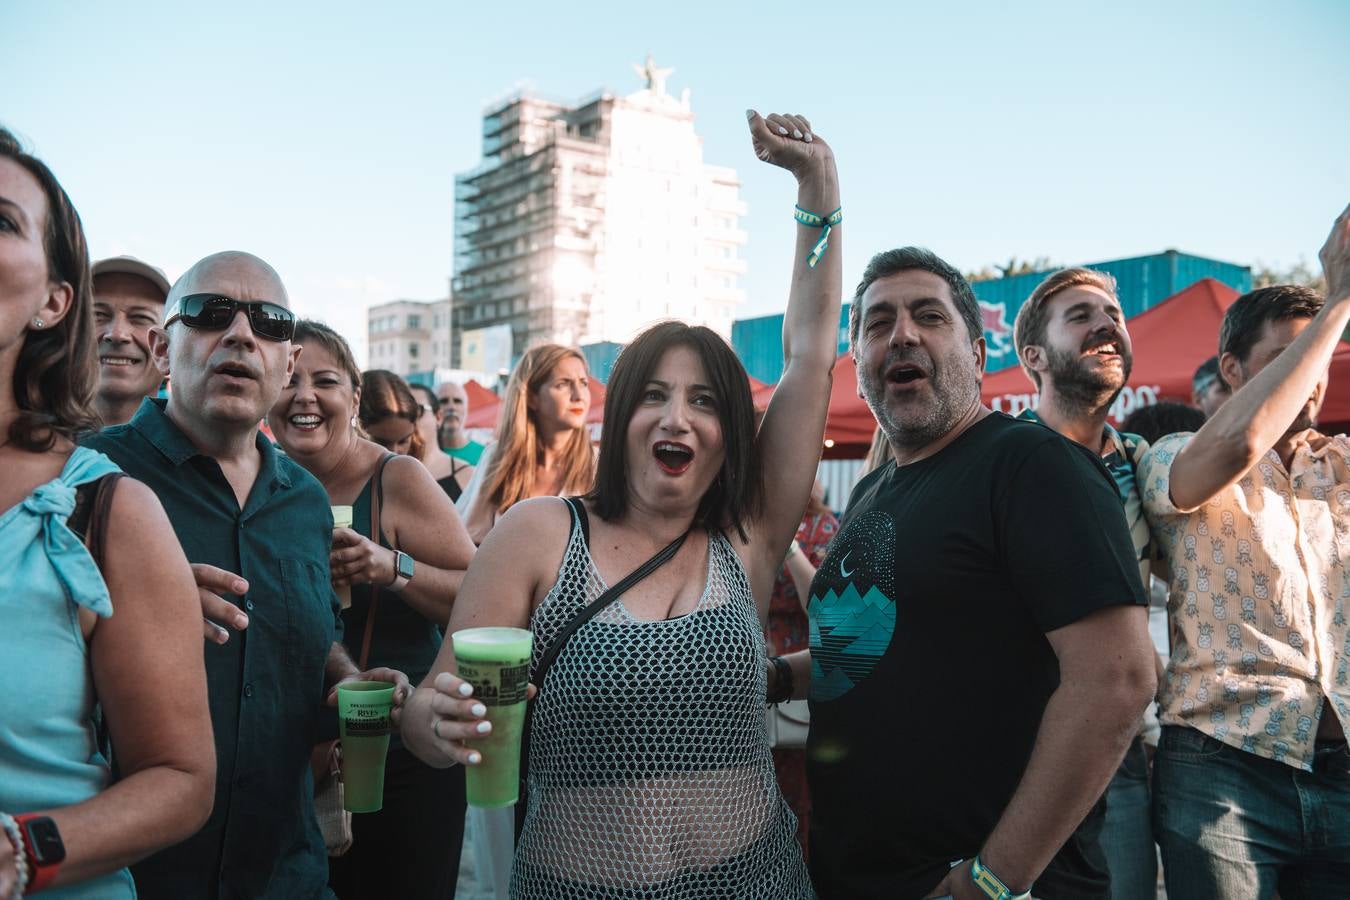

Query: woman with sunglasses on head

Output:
[0, 128, 214, 898]
[457, 343, 594, 543]
[403, 110, 840, 899]
[269, 324, 477, 899]
[406, 382, 474, 502]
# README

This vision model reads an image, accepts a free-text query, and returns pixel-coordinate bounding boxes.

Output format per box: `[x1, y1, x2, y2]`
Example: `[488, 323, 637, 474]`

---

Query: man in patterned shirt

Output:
[1140, 205, 1350, 898]
[1012, 267, 1161, 900]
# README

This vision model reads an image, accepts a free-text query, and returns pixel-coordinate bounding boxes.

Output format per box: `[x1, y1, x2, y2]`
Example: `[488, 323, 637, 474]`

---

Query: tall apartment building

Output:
[451, 58, 747, 367]
[367, 298, 452, 377]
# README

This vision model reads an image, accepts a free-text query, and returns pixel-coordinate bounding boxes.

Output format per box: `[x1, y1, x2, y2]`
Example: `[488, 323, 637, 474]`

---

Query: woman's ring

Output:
[433, 719, 443, 740]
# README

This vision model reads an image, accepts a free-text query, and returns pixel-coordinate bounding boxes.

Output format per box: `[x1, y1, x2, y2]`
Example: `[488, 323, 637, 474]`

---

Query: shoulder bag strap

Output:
[358, 453, 397, 670]
[531, 498, 687, 689]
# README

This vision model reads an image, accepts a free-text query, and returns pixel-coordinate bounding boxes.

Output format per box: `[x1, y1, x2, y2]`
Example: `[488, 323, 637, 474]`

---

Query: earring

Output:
[31, 318, 45, 329]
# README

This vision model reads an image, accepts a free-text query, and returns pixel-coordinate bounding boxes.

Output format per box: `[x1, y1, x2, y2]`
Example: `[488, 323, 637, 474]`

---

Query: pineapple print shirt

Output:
[1140, 430, 1350, 770]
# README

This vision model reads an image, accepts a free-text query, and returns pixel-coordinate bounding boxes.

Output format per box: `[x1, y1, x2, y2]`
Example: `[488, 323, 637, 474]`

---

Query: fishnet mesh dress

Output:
[510, 501, 814, 899]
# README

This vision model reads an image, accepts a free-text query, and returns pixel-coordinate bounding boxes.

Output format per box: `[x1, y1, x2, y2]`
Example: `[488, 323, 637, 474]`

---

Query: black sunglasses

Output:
[164, 293, 296, 342]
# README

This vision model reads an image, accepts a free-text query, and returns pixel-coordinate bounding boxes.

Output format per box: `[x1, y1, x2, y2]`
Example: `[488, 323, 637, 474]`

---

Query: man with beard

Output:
[1012, 268, 1161, 900]
[1140, 207, 1350, 899]
[437, 379, 484, 465]
[92, 256, 171, 425]
[84, 251, 409, 898]
[771, 247, 1156, 899]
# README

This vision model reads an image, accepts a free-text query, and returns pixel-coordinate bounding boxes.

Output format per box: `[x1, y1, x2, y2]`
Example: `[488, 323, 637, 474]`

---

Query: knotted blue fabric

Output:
[3, 447, 120, 617]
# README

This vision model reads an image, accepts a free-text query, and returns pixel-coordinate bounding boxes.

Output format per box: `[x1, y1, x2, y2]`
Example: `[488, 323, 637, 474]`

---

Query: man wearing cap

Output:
[92, 256, 171, 426]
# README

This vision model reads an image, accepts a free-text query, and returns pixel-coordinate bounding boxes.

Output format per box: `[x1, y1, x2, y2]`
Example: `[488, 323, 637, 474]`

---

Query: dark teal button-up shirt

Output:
[85, 399, 340, 900]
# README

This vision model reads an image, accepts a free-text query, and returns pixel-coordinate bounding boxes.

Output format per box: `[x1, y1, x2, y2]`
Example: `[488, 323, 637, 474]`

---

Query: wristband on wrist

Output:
[767, 655, 794, 705]
[970, 854, 1030, 900]
[793, 204, 842, 268]
[0, 812, 30, 898]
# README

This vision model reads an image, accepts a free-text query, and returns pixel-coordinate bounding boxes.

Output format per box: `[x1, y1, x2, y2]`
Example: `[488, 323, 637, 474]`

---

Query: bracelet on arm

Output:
[971, 854, 1031, 900]
[793, 204, 843, 268]
[0, 812, 30, 899]
[767, 655, 795, 705]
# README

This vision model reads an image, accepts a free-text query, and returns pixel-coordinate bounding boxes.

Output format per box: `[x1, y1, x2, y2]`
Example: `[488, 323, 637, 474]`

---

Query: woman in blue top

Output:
[0, 127, 214, 898]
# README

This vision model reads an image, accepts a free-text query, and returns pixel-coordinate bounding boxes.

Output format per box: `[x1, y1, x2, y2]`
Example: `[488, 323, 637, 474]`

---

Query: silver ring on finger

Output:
[433, 718, 443, 740]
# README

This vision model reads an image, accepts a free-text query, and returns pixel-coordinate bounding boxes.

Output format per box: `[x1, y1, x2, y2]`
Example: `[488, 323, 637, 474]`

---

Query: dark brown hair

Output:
[360, 369, 423, 458]
[2, 127, 98, 449]
[587, 321, 761, 540]
[1219, 285, 1324, 365]
[850, 247, 982, 356]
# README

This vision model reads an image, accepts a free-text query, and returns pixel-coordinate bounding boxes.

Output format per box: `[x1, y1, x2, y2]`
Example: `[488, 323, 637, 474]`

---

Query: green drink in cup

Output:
[331, 505, 353, 609]
[452, 627, 533, 807]
[337, 680, 395, 812]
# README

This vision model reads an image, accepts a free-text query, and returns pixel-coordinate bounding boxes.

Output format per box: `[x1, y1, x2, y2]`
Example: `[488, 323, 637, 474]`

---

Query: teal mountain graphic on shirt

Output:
[807, 509, 897, 701]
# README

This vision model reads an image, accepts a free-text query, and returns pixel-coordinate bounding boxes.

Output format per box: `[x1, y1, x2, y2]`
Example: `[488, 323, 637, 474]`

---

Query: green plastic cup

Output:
[331, 506, 353, 609]
[452, 627, 533, 807]
[337, 680, 395, 812]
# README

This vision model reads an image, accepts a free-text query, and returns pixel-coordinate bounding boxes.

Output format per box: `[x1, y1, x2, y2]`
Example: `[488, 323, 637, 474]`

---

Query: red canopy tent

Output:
[982, 278, 1350, 431]
[751, 354, 877, 458]
[462, 380, 503, 431]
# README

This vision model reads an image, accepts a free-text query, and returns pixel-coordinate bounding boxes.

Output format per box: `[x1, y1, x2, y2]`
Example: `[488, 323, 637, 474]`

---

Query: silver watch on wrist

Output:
[389, 550, 414, 592]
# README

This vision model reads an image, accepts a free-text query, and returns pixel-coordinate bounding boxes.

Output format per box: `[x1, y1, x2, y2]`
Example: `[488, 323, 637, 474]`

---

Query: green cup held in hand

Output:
[337, 680, 395, 812]
[452, 627, 533, 807]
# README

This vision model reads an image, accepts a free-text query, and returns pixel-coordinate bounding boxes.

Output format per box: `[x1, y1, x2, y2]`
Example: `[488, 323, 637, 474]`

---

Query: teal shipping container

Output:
[579, 341, 623, 383]
[732, 304, 853, 384]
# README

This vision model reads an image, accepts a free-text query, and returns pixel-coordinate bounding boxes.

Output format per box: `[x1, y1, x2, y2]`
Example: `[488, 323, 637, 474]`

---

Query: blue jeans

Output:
[1153, 724, 1350, 899]
[1100, 737, 1157, 900]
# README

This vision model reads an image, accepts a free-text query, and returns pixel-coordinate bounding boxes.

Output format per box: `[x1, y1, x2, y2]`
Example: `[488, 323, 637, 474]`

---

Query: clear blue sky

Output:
[5, 0, 1347, 367]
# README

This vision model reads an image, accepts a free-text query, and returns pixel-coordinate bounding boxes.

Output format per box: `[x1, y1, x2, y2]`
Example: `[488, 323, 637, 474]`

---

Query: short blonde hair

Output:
[1013, 267, 1119, 389]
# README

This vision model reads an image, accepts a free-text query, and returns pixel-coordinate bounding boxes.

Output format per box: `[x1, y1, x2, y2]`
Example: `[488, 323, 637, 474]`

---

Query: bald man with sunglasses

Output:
[85, 252, 408, 899]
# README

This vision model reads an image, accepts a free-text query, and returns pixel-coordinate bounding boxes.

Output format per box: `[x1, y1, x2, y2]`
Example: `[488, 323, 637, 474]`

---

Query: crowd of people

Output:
[0, 107, 1347, 900]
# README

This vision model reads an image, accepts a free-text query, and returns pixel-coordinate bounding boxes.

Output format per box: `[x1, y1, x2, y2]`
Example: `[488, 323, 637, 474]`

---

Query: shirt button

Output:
[245, 599, 255, 611]
[244, 683, 255, 698]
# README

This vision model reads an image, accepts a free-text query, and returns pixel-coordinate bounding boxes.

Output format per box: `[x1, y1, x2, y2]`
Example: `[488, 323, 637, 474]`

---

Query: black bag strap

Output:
[530, 497, 687, 689]
[68, 472, 126, 561]
[358, 453, 396, 671]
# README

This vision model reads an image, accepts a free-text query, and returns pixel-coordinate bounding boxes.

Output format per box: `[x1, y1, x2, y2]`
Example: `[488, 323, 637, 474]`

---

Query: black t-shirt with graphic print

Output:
[805, 413, 1146, 900]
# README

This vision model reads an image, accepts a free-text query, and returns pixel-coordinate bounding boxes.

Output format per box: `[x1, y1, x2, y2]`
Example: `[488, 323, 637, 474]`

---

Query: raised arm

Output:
[27, 479, 215, 889]
[1167, 204, 1350, 511]
[741, 111, 843, 603]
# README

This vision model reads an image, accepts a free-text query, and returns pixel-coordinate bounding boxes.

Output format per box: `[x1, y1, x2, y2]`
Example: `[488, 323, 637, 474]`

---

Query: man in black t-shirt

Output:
[773, 248, 1156, 900]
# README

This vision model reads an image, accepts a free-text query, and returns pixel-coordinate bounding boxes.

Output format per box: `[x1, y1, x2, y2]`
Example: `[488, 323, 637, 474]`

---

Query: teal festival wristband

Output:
[970, 855, 1031, 900]
[793, 204, 843, 268]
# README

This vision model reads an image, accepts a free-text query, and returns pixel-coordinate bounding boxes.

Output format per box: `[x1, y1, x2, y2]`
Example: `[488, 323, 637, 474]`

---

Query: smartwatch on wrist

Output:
[14, 813, 65, 893]
[389, 550, 414, 593]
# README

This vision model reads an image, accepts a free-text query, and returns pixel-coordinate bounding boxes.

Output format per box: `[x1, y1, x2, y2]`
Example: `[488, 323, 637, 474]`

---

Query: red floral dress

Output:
[766, 511, 838, 858]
